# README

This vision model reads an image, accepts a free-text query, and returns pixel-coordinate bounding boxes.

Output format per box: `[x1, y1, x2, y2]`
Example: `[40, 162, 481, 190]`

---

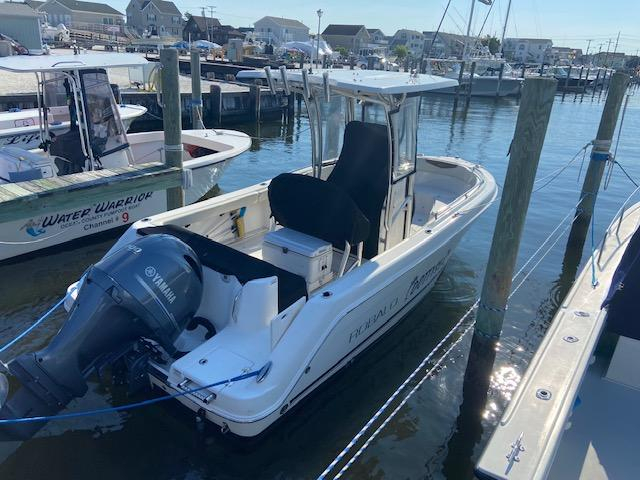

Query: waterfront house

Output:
[391, 29, 425, 57]
[0, 2, 43, 54]
[37, 0, 123, 31]
[182, 16, 243, 45]
[551, 47, 583, 65]
[182, 15, 220, 41]
[321, 24, 370, 55]
[126, 0, 182, 37]
[253, 16, 309, 46]
[366, 28, 385, 45]
[503, 37, 553, 64]
[591, 51, 627, 69]
[421, 31, 465, 59]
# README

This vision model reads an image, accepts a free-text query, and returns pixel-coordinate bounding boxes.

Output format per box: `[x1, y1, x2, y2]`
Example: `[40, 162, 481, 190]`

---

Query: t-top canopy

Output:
[286, 69, 458, 95]
[0, 53, 149, 73]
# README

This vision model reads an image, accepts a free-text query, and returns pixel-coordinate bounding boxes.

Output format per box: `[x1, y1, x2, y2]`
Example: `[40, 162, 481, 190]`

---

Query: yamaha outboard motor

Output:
[0, 234, 203, 440]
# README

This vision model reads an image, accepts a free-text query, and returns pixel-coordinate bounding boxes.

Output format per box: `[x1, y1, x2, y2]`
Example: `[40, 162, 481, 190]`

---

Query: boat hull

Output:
[150, 234, 462, 436]
[0, 161, 227, 262]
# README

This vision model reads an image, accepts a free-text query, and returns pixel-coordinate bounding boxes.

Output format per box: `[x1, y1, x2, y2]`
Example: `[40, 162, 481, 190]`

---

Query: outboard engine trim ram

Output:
[0, 234, 203, 440]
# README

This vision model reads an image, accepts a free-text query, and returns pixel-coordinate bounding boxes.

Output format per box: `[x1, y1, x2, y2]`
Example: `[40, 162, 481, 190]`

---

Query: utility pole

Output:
[613, 31, 620, 55]
[207, 5, 216, 43]
[604, 38, 612, 66]
[315, 9, 323, 71]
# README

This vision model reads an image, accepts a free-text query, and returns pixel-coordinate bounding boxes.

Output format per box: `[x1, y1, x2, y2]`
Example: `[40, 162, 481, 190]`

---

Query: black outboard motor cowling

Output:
[0, 234, 203, 441]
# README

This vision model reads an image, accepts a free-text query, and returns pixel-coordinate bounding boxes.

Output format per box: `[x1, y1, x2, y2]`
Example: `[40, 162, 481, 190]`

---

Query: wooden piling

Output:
[475, 78, 558, 338]
[566, 72, 630, 252]
[209, 84, 222, 126]
[495, 62, 504, 97]
[190, 49, 204, 129]
[466, 61, 476, 104]
[250, 83, 261, 121]
[592, 69, 602, 98]
[160, 48, 184, 210]
[454, 61, 466, 106]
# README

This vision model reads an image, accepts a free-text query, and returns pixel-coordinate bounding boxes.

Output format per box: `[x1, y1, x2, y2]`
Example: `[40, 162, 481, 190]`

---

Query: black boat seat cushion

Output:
[327, 121, 390, 259]
[138, 225, 308, 312]
[268, 173, 370, 248]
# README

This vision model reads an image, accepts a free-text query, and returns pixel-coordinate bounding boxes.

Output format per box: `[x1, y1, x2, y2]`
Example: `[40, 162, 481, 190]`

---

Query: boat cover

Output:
[602, 225, 640, 340]
[268, 173, 370, 249]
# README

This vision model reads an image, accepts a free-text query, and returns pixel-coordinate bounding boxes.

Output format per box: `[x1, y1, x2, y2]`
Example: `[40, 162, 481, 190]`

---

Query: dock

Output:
[0, 162, 181, 223]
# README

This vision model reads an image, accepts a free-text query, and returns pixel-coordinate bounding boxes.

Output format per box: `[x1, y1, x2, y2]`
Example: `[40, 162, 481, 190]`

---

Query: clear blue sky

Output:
[115, 0, 640, 55]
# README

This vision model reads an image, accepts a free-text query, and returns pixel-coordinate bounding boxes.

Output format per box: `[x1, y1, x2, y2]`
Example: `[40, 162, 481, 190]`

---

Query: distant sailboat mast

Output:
[499, 0, 513, 58]
[463, 0, 493, 60]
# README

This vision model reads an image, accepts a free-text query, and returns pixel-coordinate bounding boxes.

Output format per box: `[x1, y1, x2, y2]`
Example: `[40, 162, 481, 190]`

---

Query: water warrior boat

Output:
[0, 53, 250, 261]
[476, 200, 640, 479]
[0, 69, 496, 440]
[0, 104, 146, 150]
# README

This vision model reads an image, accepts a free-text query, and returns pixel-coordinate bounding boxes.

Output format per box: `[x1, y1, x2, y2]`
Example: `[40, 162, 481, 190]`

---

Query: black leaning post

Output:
[475, 77, 558, 339]
[160, 48, 185, 210]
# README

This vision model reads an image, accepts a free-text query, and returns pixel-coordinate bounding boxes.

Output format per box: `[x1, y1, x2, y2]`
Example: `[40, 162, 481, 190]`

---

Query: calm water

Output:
[1, 87, 639, 479]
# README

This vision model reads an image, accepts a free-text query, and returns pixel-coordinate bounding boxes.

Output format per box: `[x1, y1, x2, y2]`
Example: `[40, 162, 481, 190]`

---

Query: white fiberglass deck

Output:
[547, 356, 640, 479]
[476, 202, 640, 480]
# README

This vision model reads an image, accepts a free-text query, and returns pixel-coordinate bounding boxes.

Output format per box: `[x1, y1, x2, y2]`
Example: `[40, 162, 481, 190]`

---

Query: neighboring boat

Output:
[0, 69, 497, 440]
[549, 65, 594, 91]
[429, 60, 523, 97]
[0, 53, 250, 261]
[0, 103, 147, 150]
[476, 200, 640, 479]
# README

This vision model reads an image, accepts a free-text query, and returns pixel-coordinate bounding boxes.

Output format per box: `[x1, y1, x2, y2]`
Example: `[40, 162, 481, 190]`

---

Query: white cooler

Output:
[263, 228, 334, 291]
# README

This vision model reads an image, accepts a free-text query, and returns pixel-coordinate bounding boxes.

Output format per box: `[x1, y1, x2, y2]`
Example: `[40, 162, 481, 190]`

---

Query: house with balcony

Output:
[126, 0, 182, 37]
[321, 24, 370, 55]
[36, 0, 123, 31]
[503, 37, 553, 64]
[253, 16, 309, 46]
[391, 29, 425, 57]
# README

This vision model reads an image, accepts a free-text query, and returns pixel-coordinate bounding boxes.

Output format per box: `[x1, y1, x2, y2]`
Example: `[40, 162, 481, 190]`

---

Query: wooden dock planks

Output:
[0, 161, 182, 223]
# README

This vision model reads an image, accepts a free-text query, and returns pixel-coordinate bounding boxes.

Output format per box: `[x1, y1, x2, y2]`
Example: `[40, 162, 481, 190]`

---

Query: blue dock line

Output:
[0, 294, 68, 355]
[0, 368, 264, 425]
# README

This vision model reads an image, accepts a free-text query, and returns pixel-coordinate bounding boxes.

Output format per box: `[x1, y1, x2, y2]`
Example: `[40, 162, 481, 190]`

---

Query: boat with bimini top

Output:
[0, 53, 250, 262]
[0, 69, 496, 440]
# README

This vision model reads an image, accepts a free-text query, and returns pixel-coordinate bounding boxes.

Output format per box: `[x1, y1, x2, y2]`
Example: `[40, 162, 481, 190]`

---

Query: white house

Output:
[503, 38, 553, 64]
[253, 16, 309, 46]
[391, 29, 425, 57]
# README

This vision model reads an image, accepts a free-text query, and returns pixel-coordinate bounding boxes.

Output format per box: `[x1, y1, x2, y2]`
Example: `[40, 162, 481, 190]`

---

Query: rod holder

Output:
[264, 66, 277, 95]
[323, 72, 330, 102]
[279, 66, 291, 95]
[301, 69, 311, 100]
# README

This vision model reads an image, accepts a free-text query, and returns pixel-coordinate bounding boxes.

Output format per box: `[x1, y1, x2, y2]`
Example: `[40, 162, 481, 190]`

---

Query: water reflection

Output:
[0, 91, 639, 479]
